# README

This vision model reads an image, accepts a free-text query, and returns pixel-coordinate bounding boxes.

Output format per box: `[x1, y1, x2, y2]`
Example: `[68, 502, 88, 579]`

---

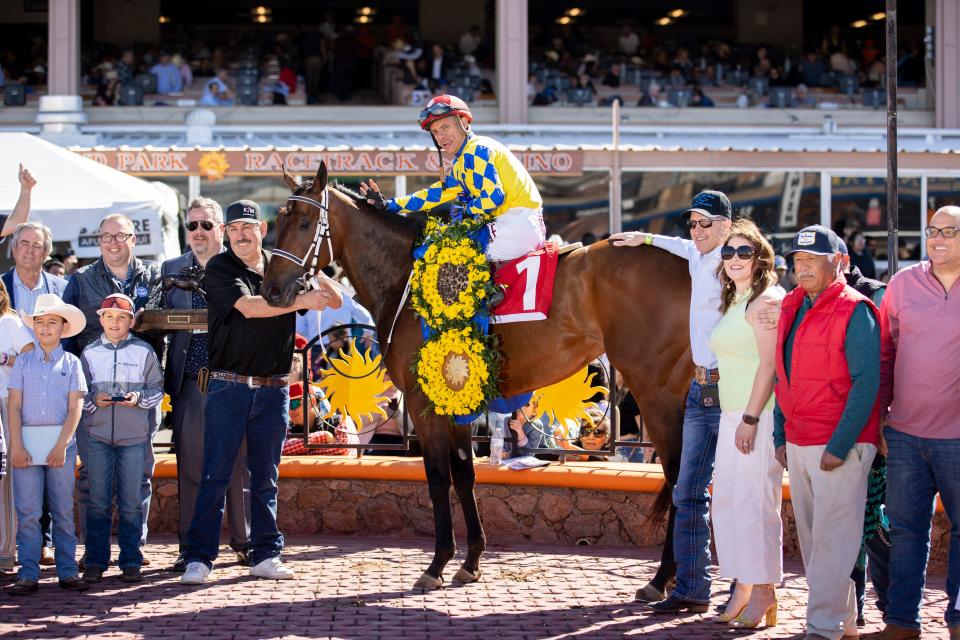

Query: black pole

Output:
[886, 0, 899, 275]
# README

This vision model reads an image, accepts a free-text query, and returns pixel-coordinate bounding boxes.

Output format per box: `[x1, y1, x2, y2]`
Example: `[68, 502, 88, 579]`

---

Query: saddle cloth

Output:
[490, 242, 559, 324]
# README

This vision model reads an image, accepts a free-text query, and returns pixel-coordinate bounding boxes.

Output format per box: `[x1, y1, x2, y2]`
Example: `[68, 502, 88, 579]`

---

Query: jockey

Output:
[360, 94, 546, 263]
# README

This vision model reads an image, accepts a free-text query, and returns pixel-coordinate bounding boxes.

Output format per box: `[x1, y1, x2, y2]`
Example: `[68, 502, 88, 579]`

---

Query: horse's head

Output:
[263, 161, 333, 307]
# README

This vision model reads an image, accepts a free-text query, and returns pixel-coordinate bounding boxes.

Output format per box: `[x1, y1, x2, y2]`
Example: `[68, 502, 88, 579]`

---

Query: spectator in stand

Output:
[300, 26, 324, 104]
[867, 207, 960, 640]
[690, 87, 714, 107]
[278, 56, 297, 95]
[709, 220, 785, 630]
[199, 69, 234, 107]
[0, 279, 34, 574]
[427, 44, 450, 91]
[150, 52, 183, 94]
[847, 231, 876, 280]
[93, 70, 119, 106]
[601, 64, 621, 88]
[459, 25, 483, 57]
[794, 83, 816, 108]
[6, 295, 89, 595]
[830, 49, 856, 76]
[332, 26, 358, 102]
[171, 54, 193, 90]
[736, 86, 753, 108]
[638, 81, 662, 107]
[79, 294, 163, 584]
[799, 51, 826, 87]
[116, 49, 134, 86]
[619, 25, 640, 56]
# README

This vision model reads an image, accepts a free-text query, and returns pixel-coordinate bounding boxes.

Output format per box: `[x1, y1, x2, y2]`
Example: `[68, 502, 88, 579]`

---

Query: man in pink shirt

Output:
[867, 206, 960, 640]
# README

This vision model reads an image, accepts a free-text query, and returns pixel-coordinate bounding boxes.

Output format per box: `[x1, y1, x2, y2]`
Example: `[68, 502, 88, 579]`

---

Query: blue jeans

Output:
[12, 440, 79, 581]
[671, 379, 721, 603]
[884, 427, 960, 630]
[185, 379, 288, 569]
[85, 438, 146, 571]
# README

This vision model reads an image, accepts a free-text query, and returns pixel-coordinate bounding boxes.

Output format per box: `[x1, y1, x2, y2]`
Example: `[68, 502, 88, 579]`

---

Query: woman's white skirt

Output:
[712, 409, 784, 584]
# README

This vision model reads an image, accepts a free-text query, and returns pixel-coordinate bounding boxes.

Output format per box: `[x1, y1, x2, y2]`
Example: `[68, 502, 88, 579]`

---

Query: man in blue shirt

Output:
[150, 53, 183, 94]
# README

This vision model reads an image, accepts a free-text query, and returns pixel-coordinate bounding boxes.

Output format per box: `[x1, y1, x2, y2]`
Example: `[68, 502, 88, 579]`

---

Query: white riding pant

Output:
[485, 207, 546, 262]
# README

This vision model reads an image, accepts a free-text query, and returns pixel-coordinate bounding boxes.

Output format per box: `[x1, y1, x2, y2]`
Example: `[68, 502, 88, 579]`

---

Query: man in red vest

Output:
[773, 225, 881, 640]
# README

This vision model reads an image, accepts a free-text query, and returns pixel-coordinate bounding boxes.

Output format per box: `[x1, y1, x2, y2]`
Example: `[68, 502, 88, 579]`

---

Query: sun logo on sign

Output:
[533, 367, 608, 427]
[317, 338, 394, 427]
[198, 151, 230, 181]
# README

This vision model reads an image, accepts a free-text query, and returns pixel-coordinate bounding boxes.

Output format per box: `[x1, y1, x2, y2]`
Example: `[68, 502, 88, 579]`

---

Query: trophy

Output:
[110, 368, 128, 403]
[134, 265, 208, 332]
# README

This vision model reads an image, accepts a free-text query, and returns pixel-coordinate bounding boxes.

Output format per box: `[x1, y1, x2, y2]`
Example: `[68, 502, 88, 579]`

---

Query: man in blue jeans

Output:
[611, 190, 732, 610]
[180, 200, 340, 585]
[866, 206, 960, 640]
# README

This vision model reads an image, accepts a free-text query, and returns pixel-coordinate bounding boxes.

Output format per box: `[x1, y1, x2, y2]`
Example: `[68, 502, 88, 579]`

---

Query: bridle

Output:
[272, 188, 332, 292]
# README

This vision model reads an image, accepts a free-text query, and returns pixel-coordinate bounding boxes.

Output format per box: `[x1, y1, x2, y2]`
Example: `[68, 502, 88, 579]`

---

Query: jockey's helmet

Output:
[417, 94, 473, 131]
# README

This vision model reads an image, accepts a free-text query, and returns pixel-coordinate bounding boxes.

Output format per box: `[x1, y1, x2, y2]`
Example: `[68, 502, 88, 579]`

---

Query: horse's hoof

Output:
[413, 572, 444, 590]
[635, 582, 667, 603]
[452, 567, 481, 584]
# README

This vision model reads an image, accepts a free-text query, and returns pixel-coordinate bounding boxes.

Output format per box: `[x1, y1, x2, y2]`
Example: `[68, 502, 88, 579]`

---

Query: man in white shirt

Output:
[610, 190, 732, 612]
[619, 25, 640, 56]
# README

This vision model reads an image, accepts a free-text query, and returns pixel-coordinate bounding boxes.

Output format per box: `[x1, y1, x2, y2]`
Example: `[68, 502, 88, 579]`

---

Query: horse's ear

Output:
[313, 161, 328, 193]
[281, 163, 298, 192]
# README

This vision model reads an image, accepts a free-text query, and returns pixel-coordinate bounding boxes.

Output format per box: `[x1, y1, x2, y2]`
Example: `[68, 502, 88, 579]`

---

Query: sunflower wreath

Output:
[410, 232, 493, 331]
[415, 325, 499, 417]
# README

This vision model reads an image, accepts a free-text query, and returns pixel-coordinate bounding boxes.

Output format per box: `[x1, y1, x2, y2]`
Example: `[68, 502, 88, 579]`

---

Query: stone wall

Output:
[149, 477, 952, 563]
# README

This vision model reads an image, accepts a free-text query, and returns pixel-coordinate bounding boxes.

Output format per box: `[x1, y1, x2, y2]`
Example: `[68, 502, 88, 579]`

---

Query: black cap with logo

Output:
[681, 190, 733, 223]
[225, 199, 262, 224]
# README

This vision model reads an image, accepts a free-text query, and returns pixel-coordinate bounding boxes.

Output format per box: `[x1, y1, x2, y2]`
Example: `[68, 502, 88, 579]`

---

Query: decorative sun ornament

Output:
[533, 367, 609, 427]
[198, 151, 230, 181]
[317, 339, 394, 427]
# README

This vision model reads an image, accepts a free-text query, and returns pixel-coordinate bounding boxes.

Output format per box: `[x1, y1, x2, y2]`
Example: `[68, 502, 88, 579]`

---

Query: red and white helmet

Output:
[417, 94, 473, 131]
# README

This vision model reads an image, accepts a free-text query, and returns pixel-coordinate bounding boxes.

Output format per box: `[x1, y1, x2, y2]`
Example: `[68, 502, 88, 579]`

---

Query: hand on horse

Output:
[758, 298, 782, 330]
[359, 179, 387, 212]
[609, 231, 652, 247]
[298, 286, 342, 312]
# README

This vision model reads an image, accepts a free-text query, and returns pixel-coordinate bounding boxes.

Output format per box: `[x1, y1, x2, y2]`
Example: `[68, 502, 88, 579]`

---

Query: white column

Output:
[48, 0, 80, 96]
[820, 172, 832, 228]
[936, 0, 960, 128]
[495, 0, 528, 124]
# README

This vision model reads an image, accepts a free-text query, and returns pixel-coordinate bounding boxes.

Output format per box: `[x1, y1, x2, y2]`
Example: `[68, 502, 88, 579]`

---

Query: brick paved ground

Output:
[0, 536, 951, 639]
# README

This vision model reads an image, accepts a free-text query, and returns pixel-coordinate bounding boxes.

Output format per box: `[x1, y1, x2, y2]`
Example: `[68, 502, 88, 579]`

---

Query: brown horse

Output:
[264, 162, 694, 594]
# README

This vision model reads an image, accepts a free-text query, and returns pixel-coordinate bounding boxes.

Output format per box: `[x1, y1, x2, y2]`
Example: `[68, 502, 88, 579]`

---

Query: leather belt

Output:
[694, 366, 720, 386]
[210, 371, 289, 388]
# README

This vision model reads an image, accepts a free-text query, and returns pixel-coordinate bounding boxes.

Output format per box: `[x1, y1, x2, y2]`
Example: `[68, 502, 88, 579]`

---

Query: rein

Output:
[273, 190, 333, 293]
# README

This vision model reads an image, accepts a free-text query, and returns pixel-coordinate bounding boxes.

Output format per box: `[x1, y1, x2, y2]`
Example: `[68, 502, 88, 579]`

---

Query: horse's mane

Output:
[294, 179, 425, 238]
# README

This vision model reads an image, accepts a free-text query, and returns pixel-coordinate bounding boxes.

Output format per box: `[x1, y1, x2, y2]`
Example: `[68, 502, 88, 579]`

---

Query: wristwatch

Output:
[742, 414, 760, 425]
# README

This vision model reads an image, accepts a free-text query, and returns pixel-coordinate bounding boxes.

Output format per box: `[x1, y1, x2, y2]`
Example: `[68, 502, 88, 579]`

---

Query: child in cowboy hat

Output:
[5, 294, 87, 595]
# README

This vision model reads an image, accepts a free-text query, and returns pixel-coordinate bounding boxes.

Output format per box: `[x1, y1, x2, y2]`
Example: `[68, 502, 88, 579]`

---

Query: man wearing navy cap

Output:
[181, 199, 341, 586]
[610, 190, 732, 610]
[773, 225, 881, 640]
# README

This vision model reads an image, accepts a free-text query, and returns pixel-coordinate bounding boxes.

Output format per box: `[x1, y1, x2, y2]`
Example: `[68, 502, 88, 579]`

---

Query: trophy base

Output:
[135, 309, 207, 332]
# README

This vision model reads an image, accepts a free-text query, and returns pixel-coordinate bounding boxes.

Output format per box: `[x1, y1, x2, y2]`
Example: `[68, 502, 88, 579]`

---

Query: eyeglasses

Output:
[98, 232, 133, 244]
[417, 102, 455, 127]
[925, 226, 960, 239]
[687, 219, 715, 229]
[186, 220, 216, 232]
[721, 245, 757, 261]
[580, 426, 608, 438]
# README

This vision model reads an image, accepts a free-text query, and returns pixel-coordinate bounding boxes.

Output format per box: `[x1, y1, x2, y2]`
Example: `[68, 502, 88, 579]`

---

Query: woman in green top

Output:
[708, 219, 785, 629]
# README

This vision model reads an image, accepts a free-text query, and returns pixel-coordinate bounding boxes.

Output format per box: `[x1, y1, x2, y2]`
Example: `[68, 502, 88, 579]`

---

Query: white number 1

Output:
[515, 255, 540, 311]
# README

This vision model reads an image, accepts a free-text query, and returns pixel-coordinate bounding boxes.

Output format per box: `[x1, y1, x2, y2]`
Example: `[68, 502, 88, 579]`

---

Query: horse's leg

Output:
[448, 425, 485, 583]
[411, 410, 456, 590]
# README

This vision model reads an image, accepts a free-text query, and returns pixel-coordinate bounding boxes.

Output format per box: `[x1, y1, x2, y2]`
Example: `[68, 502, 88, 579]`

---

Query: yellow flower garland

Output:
[416, 327, 491, 415]
[411, 235, 490, 329]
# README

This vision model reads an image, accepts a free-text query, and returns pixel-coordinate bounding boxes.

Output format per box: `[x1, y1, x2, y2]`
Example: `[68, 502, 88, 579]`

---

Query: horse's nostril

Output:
[267, 286, 282, 302]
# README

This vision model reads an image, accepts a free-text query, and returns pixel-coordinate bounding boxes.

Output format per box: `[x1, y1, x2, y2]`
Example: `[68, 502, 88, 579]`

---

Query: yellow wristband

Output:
[644, 234, 653, 246]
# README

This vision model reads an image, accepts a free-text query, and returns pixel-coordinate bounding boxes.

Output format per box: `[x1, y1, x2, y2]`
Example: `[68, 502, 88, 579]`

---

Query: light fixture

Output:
[851, 19, 868, 28]
[355, 15, 371, 24]
[871, 12, 886, 20]
[566, 8, 582, 17]
[358, 6, 376, 16]
[656, 17, 672, 26]
[255, 14, 270, 23]
[253, 6, 271, 15]
[556, 16, 572, 25]
[669, 9, 686, 18]
[158, 15, 170, 24]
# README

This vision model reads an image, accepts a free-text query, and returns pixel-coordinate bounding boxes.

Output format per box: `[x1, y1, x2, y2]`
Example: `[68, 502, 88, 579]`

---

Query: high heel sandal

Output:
[728, 586, 778, 629]
[716, 599, 748, 624]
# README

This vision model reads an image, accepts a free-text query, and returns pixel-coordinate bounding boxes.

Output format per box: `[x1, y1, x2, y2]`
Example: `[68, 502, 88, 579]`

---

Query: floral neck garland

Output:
[410, 209, 500, 420]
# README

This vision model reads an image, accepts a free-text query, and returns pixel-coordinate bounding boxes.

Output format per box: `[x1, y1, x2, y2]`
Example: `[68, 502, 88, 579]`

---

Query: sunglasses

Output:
[925, 225, 960, 239]
[580, 426, 609, 438]
[186, 220, 216, 232]
[100, 297, 134, 312]
[417, 102, 455, 126]
[721, 245, 757, 261]
[687, 219, 715, 229]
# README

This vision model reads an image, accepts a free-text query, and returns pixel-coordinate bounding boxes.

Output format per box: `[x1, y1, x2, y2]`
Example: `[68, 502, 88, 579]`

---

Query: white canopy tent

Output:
[0, 133, 180, 260]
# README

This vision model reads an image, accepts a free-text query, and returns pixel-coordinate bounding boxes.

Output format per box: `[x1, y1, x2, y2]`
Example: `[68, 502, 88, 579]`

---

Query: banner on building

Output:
[73, 148, 584, 179]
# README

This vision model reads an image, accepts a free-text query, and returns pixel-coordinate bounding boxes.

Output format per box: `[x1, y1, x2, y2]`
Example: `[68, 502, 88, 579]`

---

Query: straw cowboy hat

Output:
[20, 293, 86, 338]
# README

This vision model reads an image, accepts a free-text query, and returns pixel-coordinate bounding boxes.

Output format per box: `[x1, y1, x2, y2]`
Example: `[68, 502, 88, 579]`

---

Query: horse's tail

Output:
[645, 479, 673, 528]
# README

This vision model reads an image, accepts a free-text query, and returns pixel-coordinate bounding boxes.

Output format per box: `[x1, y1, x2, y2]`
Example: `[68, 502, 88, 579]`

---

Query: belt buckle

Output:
[246, 375, 257, 389]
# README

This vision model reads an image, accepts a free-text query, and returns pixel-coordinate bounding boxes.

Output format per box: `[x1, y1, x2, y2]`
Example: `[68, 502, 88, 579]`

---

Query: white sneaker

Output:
[181, 562, 212, 585]
[249, 557, 295, 580]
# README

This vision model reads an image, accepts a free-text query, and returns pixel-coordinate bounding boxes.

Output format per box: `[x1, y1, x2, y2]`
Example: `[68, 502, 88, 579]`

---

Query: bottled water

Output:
[489, 421, 504, 466]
